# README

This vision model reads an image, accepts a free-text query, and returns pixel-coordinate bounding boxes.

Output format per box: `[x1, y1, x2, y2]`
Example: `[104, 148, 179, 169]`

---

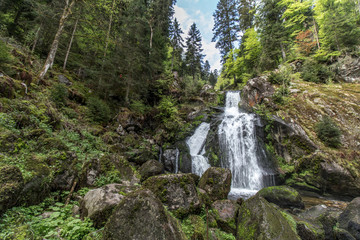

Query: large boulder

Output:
[336, 56, 360, 83]
[0, 165, 24, 215]
[139, 160, 164, 182]
[143, 174, 201, 218]
[102, 189, 186, 240]
[256, 186, 305, 209]
[237, 195, 299, 240]
[161, 149, 179, 172]
[80, 183, 138, 227]
[339, 197, 360, 239]
[198, 167, 232, 202]
[241, 76, 275, 109]
[211, 200, 239, 235]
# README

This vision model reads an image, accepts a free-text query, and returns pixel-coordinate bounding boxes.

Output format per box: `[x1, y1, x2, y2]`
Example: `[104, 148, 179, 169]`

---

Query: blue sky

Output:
[174, 0, 221, 71]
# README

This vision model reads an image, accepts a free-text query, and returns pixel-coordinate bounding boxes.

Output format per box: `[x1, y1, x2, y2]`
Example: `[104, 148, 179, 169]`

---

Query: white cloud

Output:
[174, 5, 221, 72]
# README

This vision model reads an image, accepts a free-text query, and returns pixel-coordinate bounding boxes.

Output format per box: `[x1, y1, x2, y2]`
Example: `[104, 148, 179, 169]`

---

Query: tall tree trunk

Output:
[99, 0, 116, 87]
[31, 25, 41, 54]
[38, 0, 76, 80]
[63, 17, 79, 70]
[312, 18, 321, 50]
[148, 18, 154, 51]
[280, 42, 286, 61]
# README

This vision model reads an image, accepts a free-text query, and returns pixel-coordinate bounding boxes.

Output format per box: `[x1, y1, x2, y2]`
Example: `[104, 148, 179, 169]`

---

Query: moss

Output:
[281, 211, 297, 233]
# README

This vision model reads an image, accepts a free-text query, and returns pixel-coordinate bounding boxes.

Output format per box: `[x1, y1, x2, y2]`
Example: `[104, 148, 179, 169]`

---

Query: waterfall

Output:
[175, 148, 179, 174]
[186, 122, 211, 176]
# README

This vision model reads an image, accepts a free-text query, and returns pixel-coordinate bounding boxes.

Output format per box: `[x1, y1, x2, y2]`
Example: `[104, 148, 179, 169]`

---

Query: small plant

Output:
[268, 71, 288, 85]
[51, 83, 68, 107]
[272, 86, 289, 105]
[301, 58, 334, 83]
[94, 170, 122, 187]
[87, 97, 111, 124]
[130, 100, 149, 115]
[315, 116, 341, 148]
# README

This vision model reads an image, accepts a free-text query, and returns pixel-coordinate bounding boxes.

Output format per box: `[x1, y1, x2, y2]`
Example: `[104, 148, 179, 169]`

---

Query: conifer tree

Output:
[185, 23, 204, 81]
[170, 18, 184, 70]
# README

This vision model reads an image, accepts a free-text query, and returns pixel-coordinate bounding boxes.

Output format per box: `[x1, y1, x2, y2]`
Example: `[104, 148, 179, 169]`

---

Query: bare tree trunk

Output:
[280, 42, 286, 61]
[31, 25, 41, 54]
[99, 0, 116, 87]
[313, 18, 321, 50]
[38, 0, 76, 80]
[63, 17, 79, 70]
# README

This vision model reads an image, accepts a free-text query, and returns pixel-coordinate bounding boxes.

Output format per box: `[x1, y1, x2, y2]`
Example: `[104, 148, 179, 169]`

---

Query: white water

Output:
[175, 148, 179, 174]
[186, 122, 211, 176]
[218, 91, 266, 198]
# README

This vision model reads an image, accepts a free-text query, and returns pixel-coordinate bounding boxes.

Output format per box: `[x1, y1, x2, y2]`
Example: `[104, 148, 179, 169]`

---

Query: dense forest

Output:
[0, 0, 360, 239]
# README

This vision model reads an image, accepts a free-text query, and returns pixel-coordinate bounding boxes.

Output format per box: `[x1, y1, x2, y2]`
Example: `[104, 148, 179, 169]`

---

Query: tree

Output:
[38, 0, 77, 80]
[212, 0, 240, 62]
[170, 18, 184, 70]
[209, 70, 218, 86]
[185, 23, 204, 81]
[238, 0, 255, 33]
[202, 60, 211, 81]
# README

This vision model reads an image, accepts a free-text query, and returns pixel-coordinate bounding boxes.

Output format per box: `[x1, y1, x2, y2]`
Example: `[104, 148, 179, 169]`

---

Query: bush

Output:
[130, 100, 149, 115]
[87, 97, 111, 124]
[156, 96, 180, 131]
[268, 71, 289, 86]
[51, 83, 68, 107]
[0, 41, 13, 73]
[301, 59, 334, 83]
[316, 116, 341, 148]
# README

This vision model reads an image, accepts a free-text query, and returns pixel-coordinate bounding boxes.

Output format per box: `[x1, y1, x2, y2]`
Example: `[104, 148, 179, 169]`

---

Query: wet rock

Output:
[139, 160, 164, 182]
[0, 165, 24, 215]
[241, 76, 275, 108]
[161, 148, 179, 172]
[320, 162, 360, 197]
[211, 200, 239, 235]
[256, 186, 305, 209]
[102, 189, 186, 240]
[143, 173, 201, 218]
[198, 167, 232, 202]
[80, 183, 138, 228]
[237, 195, 299, 240]
[58, 74, 72, 86]
[339, 197, 360, 239]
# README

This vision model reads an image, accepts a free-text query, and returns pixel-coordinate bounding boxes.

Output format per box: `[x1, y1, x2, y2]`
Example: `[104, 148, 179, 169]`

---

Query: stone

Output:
[58, 74, 72, 86]
[0, 165, 24, 215]
[143, 173, 201, 218]
[296, 221, 325, 240]
[339, 197, 360, 239]
[102, 189, 186, 240]
[211, 200, 239, 235]
[237, 195, 299, 240]
[256, 186, 305, 209]
[198, 167, 232, 202]
[139, 160, 164, 182]
[80, 183, 138, 227]
[241, 76, 275, 108]
[337, 56, 360, 83]
[162, 149, 179, 172]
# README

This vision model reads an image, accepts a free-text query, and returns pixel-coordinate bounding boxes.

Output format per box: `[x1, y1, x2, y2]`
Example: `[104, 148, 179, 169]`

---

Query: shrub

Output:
[51, 83, 68, 107]
[316, 116, 341, 148]
[0, 41, 13, 73]
[301, 59, 334, 83]
[130, 100, 149, 115]
[87, 97, 111, 124]
[268, 71, 289, 85]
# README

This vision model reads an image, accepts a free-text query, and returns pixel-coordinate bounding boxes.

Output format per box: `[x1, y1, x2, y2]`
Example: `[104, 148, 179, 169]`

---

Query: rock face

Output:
[337, 57, 360, 83]
[198, 167, 232, 202]
[237, 195, 299, 240]
[102, 189, 186, 240]
[0, 165, 24, 215]
[161, 149, 179, 172]
[339, 197, 360, 239]
[211, 200, 239, 235]
[139, 160, 164, 181]
[143, 174, 201, 218]
[241, 76, 275, 109]
[256, 186, 305, 209]
[80, 183, 138, 227]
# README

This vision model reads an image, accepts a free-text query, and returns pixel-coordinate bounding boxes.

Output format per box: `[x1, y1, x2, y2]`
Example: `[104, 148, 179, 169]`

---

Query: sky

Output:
[174, 0, 221, 72]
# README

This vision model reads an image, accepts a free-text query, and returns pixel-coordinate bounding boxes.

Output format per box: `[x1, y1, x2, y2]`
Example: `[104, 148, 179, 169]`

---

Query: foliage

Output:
[130, 100, 150, 116]
[272, 86, 289, 105]
[156, 96, 180, 131]
[0, 40, 13, 72]
[0, 199, 95, 240]
[87, 97, 111, 124]
[94, 170, 122, 187]
[315, 116, 342, 148]
[50, 83, 68, 107]
[185, 23, 204, 81]
[300, 58, 333, 83]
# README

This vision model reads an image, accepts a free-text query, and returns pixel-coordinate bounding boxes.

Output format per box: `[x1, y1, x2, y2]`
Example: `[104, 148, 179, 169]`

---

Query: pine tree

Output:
[238, 0, 255, 33]
[170, 18, 184, 70]
[212, 0, 240, 62]
[202, 60, 211, 81]
[185, 23, 204, 81]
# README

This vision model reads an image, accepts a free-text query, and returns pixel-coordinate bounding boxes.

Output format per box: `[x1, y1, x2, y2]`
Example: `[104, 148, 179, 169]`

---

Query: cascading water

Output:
[218, 91, 273, 199]
[186, 122, 211, 176]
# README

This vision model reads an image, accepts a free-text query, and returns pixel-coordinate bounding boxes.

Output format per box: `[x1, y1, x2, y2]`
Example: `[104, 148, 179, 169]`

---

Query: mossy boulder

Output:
[102, 189, 186, 240]
[339, 197, 360, 239]
[198, 167, 232, 202]
[237, 195, 299, 240]
[139, 160, 164, 182]
[256, 186, 305, 209]
[211, 200, 239, 235]
[296, 221, 325, 240]
[80, 183, 139, 228]
[0, 165, 24, 215]
[143, 173, 201, 218]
